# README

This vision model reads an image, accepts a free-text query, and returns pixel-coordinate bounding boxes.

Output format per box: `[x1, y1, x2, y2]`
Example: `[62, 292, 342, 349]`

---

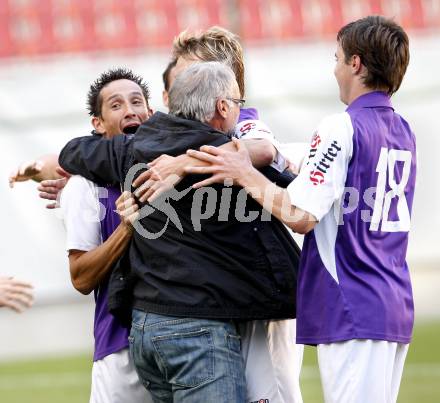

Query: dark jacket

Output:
[59, 112, 300, 321]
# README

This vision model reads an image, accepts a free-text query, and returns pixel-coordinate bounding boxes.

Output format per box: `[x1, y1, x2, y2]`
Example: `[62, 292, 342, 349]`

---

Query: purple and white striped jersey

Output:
[287, 91, 416, 345]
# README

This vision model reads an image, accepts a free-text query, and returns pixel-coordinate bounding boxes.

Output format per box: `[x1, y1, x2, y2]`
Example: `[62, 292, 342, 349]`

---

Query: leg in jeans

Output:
[129, 310, 173, 403]
[129, 309, 247, 403]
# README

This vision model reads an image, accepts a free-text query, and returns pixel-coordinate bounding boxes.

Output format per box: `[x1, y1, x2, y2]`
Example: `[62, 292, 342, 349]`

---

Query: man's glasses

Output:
[226, 97, 246, 108]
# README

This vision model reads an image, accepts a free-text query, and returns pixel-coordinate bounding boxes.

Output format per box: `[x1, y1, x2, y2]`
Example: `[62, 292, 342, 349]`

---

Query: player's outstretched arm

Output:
[186, 138, 317, 234]
[132, 138, 275, 203]
[9, 154, 61, 187]
[59, 135, 132, 185]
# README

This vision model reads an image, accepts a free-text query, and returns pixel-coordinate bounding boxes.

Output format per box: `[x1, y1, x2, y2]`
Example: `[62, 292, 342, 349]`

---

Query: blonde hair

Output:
[172, 26, 245, 97]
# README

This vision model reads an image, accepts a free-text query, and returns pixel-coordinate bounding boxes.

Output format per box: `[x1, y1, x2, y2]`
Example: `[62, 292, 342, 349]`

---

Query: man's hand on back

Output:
[131, 138, 277, 202]
[115, 191, 140, 230]
[185, 138, 255, 188]
[133, 154, 186, 203]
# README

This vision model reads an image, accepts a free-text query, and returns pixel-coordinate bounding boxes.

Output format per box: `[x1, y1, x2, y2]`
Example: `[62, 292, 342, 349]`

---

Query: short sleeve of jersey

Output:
[234, 119, 287, 172]
[287, 112, 353, 221]
[60, 175, 102, 252]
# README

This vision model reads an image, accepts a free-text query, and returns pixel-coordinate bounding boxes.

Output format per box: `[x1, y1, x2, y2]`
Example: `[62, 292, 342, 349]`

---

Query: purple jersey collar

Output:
[238, 107, 259, 122]
[346, 91, 393, 112]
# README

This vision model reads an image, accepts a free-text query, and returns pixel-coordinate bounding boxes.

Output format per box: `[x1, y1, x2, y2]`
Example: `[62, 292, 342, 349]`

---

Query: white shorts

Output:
[239, 319, 304, 403]
[90, 348, 153, 403]
[317, 339, 409, 403]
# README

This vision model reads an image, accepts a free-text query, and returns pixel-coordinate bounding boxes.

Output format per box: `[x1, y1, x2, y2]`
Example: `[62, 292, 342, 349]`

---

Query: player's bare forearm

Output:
[68, 223, 133, 295]
[186, 138, 315, 233]
[172, 139, 275, 174]
[237, 166, 316, 234]
[239, 139, 276, 168]
[9, 154, 62, 187]
[132, 139, 276, 203]
[183, 139, 275, 169]
[34, 154, 63, 181]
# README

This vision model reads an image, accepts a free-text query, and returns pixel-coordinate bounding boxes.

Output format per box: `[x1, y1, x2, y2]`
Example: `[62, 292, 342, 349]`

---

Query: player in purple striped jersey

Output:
[186, 16, 416, 403]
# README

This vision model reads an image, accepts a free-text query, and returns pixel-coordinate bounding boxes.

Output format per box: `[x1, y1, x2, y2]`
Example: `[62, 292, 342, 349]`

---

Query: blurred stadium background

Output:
[0, 0, 439, 401]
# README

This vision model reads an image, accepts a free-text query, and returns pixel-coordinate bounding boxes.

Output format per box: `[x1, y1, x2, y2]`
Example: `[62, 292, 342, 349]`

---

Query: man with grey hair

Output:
[167, 60, 240, 132]
[58, 62, 300, 402]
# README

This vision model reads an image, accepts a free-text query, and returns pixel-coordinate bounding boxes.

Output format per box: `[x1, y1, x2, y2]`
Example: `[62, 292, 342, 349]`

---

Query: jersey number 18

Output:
[370, 147, 412, 232]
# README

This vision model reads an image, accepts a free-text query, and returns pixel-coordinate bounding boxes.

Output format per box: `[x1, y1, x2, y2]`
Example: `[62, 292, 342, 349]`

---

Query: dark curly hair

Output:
[87, 68, 150, 117]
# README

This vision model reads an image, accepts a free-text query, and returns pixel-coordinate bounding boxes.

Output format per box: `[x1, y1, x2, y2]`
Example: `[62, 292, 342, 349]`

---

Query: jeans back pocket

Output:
[152, 328, 215, 388]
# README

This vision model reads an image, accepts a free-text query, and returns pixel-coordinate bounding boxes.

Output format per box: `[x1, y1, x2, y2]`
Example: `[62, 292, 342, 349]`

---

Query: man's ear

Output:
[216, 98, 228, 119]
[91, 117, 106, 135]
[147, 106, 154, 118]
[351, 54, 363, 75]
[162, 90, 169, 108]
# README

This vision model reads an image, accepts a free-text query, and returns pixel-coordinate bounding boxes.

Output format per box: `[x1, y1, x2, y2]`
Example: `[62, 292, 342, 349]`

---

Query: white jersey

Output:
[234, 119, 287, 172]
[60, 175, 102, 252]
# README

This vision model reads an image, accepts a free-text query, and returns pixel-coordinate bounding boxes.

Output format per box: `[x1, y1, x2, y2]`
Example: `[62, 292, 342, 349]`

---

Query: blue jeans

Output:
[129, 309, 247, 403]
